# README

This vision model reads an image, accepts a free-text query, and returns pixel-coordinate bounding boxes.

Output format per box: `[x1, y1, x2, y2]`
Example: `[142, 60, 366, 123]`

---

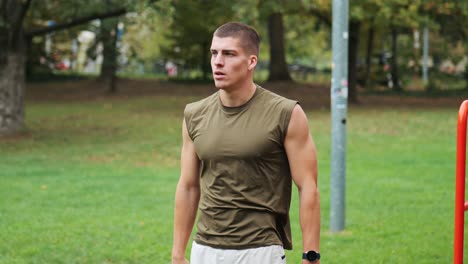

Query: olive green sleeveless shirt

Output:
[184, 85, 298, 250]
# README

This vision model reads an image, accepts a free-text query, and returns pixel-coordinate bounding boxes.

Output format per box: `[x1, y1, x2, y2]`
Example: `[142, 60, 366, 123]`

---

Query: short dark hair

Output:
[213, 22, 260, 56]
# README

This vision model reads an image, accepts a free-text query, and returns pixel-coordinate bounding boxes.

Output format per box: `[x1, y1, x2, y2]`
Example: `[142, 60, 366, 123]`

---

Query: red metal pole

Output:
[455, 100, 468, 264]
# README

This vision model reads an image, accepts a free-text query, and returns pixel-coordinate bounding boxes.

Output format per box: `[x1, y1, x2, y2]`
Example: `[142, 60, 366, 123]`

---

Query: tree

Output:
[300, 1, 376, 101]
[119, 1, 174, 72]
[0, 0, 31, 135]
[96, 0, 167, 93]
[258, 0, 303, 82]
[373, 0, 430, 91]
[292, 1, 371, 102]
[163, 0, 296, 82]
[348, 19, 361, 102]
[26, 0, 131, 93]
[98, 17, 119, 93]
[267, 11, 291, 81]
[362, 19, 374, 89]
[427, 1, 468, 89]
[282, 13, 331, 75]
[163, 1, 234, 80]
[0, 0, 128, 136]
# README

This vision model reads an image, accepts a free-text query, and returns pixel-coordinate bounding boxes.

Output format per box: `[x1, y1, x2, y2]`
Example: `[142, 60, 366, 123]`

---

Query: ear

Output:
[248, 55, 258, 71]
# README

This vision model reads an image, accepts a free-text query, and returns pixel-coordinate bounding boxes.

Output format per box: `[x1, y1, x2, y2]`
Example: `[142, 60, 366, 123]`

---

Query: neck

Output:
[219, 82, 256, 107]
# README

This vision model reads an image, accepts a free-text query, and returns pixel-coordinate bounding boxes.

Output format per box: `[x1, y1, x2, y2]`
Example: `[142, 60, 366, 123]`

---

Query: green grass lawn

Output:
[0, 93, 463, 263]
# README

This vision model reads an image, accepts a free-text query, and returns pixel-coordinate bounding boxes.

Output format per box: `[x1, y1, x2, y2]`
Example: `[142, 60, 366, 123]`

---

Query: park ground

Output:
[25, 78, 466, 109]
[1, 79, 467, 263]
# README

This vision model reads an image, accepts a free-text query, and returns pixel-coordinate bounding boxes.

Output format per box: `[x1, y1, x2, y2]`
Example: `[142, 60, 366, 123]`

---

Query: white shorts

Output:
[190, 241, 287, 264]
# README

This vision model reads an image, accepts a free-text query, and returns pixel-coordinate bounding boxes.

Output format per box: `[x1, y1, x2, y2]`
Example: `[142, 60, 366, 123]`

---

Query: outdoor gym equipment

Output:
[454, 100, 468, 264]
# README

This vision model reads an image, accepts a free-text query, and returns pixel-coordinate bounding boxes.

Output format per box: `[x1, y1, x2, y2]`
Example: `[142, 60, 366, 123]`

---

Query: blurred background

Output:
[1, 0, 468, 263]
[12, 0, 468, 96]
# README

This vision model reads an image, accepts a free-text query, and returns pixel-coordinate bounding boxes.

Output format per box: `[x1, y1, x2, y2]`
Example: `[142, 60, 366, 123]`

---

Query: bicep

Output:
[179, 119, 201, 187]
[284, 105, 318, 189]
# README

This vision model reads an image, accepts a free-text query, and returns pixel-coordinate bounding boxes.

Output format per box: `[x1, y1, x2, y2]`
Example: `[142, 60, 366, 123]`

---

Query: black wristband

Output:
[302, 251, 320, 262]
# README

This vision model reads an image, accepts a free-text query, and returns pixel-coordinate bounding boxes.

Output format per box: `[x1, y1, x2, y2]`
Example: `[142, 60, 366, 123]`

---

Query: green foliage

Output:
[16, 0, 468, 85]
[162, 0, 235, 73]
[0, 17, 8, 27]
[23, 0, 151, 35]
[120, 0, 174, 61]
[283, 13, 331, 67]
[426, 0, 467, 45]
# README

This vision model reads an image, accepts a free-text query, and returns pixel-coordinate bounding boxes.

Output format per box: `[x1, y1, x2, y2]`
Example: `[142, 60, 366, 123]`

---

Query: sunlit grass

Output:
[0, 93, 462, 263]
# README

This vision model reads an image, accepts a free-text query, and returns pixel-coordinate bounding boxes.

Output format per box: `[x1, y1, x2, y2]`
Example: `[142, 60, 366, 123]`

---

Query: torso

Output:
[184, 85, 298, 249]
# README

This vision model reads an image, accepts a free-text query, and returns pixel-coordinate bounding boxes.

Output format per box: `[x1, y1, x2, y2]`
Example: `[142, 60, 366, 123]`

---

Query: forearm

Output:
[299, 187, 321, 252]
[172, 183, 200, 260]
[283, 105, 320, 262]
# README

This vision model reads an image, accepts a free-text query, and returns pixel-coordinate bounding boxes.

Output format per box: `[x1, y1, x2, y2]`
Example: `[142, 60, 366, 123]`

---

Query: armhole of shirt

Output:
[183, 105, 195, 141]
[281, 100, 299, 142]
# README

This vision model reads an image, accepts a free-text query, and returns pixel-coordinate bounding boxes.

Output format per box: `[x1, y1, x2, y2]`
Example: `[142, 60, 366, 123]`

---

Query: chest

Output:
[192, 109, 283, 160]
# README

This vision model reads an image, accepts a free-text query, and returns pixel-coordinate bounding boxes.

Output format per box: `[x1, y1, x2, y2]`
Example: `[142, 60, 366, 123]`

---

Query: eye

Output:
[211, 50, 218, 56]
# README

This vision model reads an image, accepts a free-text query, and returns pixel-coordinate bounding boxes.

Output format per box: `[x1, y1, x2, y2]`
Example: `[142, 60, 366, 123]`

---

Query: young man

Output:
[172, 22, 320, 264]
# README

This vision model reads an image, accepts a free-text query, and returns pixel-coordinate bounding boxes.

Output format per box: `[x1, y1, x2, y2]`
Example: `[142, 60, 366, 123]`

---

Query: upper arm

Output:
[284, 105, 318, 190]
[179, 118, 201, 188]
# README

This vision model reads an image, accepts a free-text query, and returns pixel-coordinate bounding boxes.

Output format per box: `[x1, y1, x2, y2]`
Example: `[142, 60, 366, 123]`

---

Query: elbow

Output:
[177, 180, 200, 193]
[296, 177, 319, 194]
[298, 184, 320, 203]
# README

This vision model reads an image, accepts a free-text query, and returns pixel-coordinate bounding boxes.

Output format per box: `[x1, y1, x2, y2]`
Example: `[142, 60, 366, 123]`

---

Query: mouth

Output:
[214, 71, 226, 79]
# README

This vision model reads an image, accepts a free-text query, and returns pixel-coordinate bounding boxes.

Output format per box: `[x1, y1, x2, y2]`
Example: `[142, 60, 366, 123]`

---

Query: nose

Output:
[212, 53, 224, 67]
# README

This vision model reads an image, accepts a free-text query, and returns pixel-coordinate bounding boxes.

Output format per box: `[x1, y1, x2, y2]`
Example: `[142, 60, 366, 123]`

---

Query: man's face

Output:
[210, 36, 256, 90]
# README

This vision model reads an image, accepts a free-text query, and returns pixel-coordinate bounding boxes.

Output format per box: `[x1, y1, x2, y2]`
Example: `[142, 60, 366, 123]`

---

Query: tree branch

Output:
[17, 0, 32, 28]
[282, 6, 331, 28]
[306, 8, 331, 27]
[0, 1, 7, 21]
[10, 0, 33, 51]
[25, 7, 126, 37]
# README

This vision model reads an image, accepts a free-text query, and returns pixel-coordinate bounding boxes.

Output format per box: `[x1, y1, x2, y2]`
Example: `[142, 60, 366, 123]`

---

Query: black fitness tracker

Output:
[302, 250, 320, 262]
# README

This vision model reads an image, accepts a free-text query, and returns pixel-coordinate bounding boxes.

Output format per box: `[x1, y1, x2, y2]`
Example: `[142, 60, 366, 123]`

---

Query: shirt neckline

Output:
[219, 85, 261, 114]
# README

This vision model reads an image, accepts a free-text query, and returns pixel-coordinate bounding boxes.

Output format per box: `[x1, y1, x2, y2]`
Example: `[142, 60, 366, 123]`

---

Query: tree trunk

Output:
[0, 0, 125, 136]
[0, 53, 26, 136]
[99, 17, 119, 93]
[390, 26, 402, 91]
[364, 23, 374, 89]
[25, 36, 33, 79]
[201, 41, 210, 80]
[0, 0, 28, 136]
[348, 20, 361, 104]
[267, 12, 291, 82]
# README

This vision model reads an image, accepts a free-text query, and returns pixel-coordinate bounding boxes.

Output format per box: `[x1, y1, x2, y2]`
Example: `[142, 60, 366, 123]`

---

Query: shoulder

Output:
[289, 104, 308, 126]
[256, 85, 298, 110]
[184, 92, 218, 118]
[184, 92, 218, 140]
[286, 104, 310, 140]
[256, 86, 299, 140]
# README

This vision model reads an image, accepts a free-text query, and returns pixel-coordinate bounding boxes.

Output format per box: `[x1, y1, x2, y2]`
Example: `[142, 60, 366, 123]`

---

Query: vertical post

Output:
[422, 26, 429, 85]
[45, 21, 55, 56]
[454, 100, 468, 264]
[330, 0, 349, 232]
